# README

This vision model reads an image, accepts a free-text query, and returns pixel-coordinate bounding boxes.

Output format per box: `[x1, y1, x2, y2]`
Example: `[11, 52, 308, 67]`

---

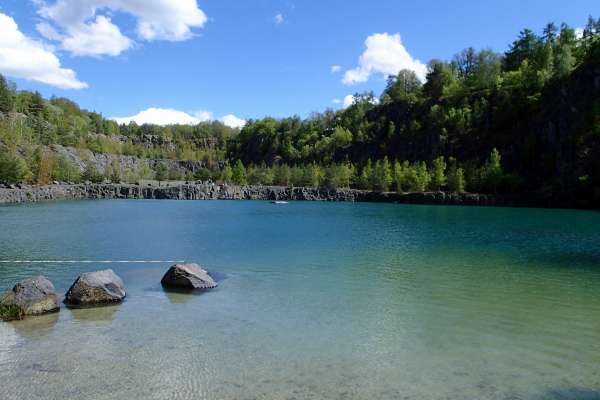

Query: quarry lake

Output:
[1, 200, 600, 400]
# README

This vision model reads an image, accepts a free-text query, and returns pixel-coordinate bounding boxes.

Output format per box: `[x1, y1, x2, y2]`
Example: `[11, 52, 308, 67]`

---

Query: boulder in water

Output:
[161, 263, 217, 289]
[64, 269, 126, 306]
[0, 276, 59, 320]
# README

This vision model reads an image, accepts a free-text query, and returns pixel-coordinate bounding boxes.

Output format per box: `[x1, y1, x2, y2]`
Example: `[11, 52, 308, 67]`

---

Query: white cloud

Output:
[193, 110, 213, 122]
[332, 98, 341, 104]
[343, 94, 355, 108]
[36, 21, 64, 41]
[112, 108, 202, 125]
[330, 64, 341, 73]
[36, 0, 208, 57]
[343, 33, 427, 85]
[112, 107, 246, 128]
[0, 13, 87, 89]
[575, 27, 584, 39]
[221, 114, 246, 129]
[61, 15, 133, 57]
[274, 13, 284, 25]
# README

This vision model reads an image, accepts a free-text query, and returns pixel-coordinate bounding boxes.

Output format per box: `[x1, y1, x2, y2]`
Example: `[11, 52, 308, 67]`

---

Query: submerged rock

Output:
[161, 263, 217, 289]
[0, 276, 59, 320]
[64, 269, 126, 306]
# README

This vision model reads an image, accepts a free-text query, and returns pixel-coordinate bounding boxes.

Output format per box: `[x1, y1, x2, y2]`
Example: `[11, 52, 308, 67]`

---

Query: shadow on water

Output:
[540, 388, 600, 400]
[10, 311, 59, 338]
[68, 304, 120, 323]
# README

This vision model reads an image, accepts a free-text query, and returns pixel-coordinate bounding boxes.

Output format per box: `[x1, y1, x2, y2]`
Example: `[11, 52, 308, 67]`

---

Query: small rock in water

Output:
[0, 276, 60, 319]
[161, 263, 217, 289]
[64, 269, 126, 306]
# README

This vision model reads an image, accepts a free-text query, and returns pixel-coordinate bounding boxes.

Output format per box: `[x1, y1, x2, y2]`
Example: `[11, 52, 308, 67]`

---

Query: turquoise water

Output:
[1, 200, 600, 400]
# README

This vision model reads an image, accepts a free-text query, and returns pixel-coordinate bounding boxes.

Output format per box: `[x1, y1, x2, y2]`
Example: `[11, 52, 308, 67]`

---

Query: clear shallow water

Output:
[0, 200, 600, 400]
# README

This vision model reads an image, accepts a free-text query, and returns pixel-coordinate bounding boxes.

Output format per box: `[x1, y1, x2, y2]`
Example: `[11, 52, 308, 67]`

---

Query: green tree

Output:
[232, 159, 247, 185]
[416, 161, 431, 192]
[372, 157, 393, 191]
[154, 162, 168, 184]
[0, 75, 15, 113]
[82, 163, 103, 184]
[0, 152, 29, 184]
[220, 164, 233, 183]
[431, 156, 447, 190]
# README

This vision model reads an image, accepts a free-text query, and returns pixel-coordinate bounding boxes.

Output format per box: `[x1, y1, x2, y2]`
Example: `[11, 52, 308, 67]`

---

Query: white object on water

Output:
[270, 201, 288, 204]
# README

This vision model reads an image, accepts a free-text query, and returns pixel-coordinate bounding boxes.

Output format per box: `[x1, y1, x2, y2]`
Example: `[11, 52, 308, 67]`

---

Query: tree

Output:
[220, 164, 233, 183]
[0, 75, 15, 113]
[0, 152, 28, 184]
[154, 162, 168, 184]
[274, 164, 291, 186]
[382, 69, 422, 104]
[357, 160, 373, 190]
[481, 148, 503, 193]
[448, 167, 466, 193]
[416, 161, 431, 192]
[232, 159, 247, 185]
[82, 163, 103, 184]
[372, 157, 393, 191]
[431, 156, 447, 190]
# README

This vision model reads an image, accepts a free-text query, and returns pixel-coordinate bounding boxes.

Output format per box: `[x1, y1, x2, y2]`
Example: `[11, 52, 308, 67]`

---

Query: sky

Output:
[0, 0, 597, 127]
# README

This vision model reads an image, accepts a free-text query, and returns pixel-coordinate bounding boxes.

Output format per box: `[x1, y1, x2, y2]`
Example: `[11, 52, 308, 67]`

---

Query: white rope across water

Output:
[0, 260, 186, 264]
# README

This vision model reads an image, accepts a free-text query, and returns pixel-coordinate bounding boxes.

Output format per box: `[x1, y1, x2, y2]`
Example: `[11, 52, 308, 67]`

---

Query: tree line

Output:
[1, 17, 599, 203]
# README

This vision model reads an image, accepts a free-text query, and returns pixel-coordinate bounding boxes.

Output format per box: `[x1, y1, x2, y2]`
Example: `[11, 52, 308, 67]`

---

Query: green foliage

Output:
[371, 157, 393, 191]
[0, 15, 597, 203]
[431, 156, 447, 190]
[232, 159, 247, 185]
[82, 163, 103, 183]
[0, 151, 29, 184]
[154, 163, 168, 183]
[0, 304, 24, 321]
[220, 164, 233, 183]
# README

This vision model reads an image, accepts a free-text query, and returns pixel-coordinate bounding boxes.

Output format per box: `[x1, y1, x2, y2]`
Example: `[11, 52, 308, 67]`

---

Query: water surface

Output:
[1, 200, 599, 400]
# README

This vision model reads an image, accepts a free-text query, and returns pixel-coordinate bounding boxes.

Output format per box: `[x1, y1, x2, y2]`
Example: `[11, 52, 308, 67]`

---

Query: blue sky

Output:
[0, 0, 596, 126]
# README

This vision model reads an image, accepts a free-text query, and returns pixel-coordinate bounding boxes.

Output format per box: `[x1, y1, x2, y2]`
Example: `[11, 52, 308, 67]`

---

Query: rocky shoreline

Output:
[0, 182, 567, 208]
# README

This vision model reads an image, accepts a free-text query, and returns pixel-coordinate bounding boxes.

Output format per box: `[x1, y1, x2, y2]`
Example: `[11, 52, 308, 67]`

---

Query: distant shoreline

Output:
[0, 183, 593, 210]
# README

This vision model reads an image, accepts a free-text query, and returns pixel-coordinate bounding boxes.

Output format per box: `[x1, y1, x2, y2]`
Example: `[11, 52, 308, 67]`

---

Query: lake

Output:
[1, 200, 599, 400]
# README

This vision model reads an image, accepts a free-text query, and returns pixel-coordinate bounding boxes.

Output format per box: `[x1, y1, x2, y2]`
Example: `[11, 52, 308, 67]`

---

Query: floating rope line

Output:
[0, 260, 186, 264]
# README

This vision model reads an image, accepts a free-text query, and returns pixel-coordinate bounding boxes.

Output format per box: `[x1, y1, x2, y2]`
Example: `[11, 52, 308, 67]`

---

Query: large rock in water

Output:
[0, 276, 59, 318]
[161, 263, 217, 289]
[64, 269, 126, 306]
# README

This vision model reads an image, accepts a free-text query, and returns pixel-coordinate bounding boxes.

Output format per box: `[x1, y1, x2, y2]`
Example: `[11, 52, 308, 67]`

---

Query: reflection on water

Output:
[0, 200, 600, 400]
[10, 311, 59, 338]
[69, 304, 120, 323]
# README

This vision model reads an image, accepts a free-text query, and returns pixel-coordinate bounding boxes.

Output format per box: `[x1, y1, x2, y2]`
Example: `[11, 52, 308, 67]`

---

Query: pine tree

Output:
[232, 159, 247, 185]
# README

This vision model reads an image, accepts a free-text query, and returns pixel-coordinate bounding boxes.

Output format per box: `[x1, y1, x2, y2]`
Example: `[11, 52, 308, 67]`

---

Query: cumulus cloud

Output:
[112, 107, 246, 128]
[274, 13, 284, 25]
[112, 108, 201, 125]
[221, 114, 246, 129]
[193, 110, 214, 122]
[35, 0, 207, 56]
[343, 33, 427, 85]
[61, 15, 133, 57]
[330, 65, 341, 73]
[332, 98, 341, 104]
[0, 13, 87, 89]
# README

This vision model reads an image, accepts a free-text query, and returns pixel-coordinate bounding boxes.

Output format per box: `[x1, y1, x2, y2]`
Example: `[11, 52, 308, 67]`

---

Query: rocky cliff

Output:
[0, 183, 545, 208]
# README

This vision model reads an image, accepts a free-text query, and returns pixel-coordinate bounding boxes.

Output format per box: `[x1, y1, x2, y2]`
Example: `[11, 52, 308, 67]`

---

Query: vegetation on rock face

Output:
[0, 303, 24, 321]
[0, 17, 599, 205]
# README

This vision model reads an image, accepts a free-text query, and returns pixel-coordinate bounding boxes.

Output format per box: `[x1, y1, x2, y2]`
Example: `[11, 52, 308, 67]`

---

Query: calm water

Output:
[1, 200, 600, 400]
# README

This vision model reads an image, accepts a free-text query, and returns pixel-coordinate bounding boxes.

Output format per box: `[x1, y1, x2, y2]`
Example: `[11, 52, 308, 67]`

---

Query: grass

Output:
[0, 304, 24, 321]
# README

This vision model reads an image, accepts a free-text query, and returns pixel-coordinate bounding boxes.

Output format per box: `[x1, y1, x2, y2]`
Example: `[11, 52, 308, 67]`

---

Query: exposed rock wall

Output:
[0, 183, 552, 208]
